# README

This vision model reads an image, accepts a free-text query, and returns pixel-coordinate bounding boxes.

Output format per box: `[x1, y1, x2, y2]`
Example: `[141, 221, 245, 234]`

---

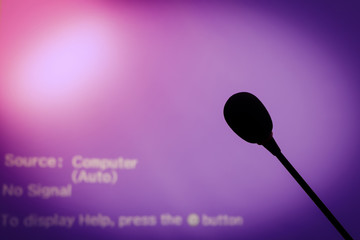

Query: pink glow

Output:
[0, 2, 130, 136]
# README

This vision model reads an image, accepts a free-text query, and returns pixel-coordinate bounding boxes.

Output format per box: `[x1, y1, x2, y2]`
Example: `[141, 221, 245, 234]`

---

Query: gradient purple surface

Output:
[1, 0, 360, 239]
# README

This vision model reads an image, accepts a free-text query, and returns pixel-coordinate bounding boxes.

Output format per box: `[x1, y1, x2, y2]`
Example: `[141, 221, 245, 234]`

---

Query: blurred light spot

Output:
[9, 14, 119, 114]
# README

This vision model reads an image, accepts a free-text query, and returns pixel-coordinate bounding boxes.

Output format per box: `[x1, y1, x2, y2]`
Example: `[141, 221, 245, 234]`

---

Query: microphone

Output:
[223, 92, 353, 240]
[223, 92, 280, 156]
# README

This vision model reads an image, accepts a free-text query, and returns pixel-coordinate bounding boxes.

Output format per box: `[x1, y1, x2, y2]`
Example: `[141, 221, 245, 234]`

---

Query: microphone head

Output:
[223, 92, 273, 144]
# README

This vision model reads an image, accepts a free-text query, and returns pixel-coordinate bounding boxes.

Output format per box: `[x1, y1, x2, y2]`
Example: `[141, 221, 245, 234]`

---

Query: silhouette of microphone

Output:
[224, 92, 353, 240]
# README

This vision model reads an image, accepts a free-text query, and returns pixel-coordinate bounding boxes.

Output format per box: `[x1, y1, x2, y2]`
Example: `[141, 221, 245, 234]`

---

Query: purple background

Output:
[1, 0, 359, 239]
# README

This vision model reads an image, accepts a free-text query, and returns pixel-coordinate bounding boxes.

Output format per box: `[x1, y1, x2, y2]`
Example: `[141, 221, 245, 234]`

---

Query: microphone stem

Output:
[275, 151, 353, 240]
